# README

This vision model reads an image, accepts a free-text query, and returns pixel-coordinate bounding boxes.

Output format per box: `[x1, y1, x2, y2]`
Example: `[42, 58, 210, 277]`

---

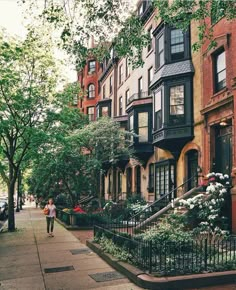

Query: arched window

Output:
[88, 84, 95, 98]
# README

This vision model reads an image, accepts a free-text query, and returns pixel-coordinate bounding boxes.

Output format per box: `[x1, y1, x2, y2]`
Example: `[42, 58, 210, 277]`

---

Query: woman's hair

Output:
[48, 198, 54, 204]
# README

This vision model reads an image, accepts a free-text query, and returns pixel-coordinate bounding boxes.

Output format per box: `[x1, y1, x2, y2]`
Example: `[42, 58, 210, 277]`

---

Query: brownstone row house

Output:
[76, 0, 236, 233]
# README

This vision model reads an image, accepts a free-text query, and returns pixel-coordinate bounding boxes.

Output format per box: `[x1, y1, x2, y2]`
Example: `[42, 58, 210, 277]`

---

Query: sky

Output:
[0, 0, 77, 82]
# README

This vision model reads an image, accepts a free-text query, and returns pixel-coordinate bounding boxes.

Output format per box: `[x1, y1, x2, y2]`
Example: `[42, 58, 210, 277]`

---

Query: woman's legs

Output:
[50, 217, 54, 234]
[46, 217, 50, 234]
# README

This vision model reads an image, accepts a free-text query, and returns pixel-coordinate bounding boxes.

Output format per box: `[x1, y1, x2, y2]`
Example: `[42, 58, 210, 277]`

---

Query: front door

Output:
[187, 150, 198, 190]
[135, 166, 141, 195]
[215, 126, 232, 176]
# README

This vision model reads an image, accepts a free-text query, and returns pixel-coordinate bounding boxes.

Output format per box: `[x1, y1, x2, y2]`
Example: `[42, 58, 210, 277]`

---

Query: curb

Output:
[87, 240, 236, 290]
[55, 218, 94, 230]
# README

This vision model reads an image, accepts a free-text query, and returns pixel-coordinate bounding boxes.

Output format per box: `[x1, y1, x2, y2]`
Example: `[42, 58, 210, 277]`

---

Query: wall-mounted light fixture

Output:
[219, 119, 228, 127]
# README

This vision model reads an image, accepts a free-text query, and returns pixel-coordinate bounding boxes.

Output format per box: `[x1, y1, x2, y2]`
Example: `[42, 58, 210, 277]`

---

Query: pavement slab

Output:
[0, 207, 143, 290]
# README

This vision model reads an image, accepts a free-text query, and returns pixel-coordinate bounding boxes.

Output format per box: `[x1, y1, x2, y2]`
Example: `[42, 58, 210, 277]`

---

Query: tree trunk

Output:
[8, 164, 17, 231]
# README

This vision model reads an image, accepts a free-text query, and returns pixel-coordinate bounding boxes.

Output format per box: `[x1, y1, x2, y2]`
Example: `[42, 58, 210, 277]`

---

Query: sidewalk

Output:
[0, 206, 143, 290]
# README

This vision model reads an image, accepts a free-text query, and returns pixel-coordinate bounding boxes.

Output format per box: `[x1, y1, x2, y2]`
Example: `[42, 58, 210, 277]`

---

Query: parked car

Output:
[0, 199, 8, 220]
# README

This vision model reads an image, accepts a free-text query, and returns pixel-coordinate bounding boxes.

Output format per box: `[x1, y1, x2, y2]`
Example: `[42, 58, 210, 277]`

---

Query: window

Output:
[138, 2, 144, 15]
[214, 50, 226, 92]
[102, 84, 106, 99]
[87, 106, 94, 121]
[154, 89, 162, 130]
[117, 171, 122, 194]
[170, 85, 185, 124]
[170, 29, 184, 61]
[147, 26, 153, 52]
[126, 58, 130, 78]
[119, 96, 123, 115]
[148, 163, 154, 192]
[138, 112, 148, 142]
[119, 64, 124, 85]
[129, 114, 134, 143]
[148, 66, 153, 95]
[109, 75, 113, 94]
[88, 60, 96, 74]
[126, 167, 132, 194]
[156, 33, 164, 69]
[138, 77, 143, 96]
[108, 171, 112, 194]
[88, 84, 95, 98]
[125, 89, 130, 107]
[155, 160, 175, 199]
[102, 106, 109, 117]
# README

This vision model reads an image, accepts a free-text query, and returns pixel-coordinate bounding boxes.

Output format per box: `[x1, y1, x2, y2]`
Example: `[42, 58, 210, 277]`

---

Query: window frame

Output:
[119, 64, 124, 85]
[138, 111, 149, 143]
[87, 106, 95, 121]
[214, 48, 226, 93]
[156, 32, 164, 70]
[169, 84, 185, 125]
[138, 76, 143, 96]
[102, 84, 106, 99]
[148, 66, 153, 95]
[125, 89, 130, 107]
[148, 163, 154, 192]
[147, 26, 153, 52]
[170, 28, 185, 61]
[119, 96, 123, 116]
[88, 83, 95, 99]
[154, 87, 162, 131]
[125, 58, 130, 78]
[109, 75, 113, 95]
[88, 60, 96, 74]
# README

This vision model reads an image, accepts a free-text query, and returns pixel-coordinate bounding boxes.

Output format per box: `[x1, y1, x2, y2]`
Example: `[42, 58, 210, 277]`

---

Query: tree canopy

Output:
[22, 0, 236, 68]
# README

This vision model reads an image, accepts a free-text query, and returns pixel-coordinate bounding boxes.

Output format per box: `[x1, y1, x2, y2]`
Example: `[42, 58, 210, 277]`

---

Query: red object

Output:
[73, 206, 86, 213]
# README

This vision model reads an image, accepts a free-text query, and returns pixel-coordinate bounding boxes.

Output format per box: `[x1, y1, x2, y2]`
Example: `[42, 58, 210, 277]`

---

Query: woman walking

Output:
[44, 198, 56, 237]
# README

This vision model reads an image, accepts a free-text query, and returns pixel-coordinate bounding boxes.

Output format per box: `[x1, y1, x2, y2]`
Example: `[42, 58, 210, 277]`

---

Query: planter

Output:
[70, 214, 77, 226]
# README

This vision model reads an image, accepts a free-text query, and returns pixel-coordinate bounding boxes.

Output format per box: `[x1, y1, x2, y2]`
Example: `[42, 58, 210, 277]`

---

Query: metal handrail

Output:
[129, 174, 197, 221]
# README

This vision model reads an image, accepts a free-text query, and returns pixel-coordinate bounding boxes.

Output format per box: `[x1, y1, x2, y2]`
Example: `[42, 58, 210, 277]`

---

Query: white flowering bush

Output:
[179, 172, 230, 241]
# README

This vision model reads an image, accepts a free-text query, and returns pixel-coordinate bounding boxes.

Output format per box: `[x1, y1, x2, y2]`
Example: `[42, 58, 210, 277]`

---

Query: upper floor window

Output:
[109, 75, 113, 94]
[88, 60, 96, 74]
[125, 89, 130, 107]
[170, 85, 185, 124]
[119, 96, 123, 115]
[170, 29, 184, 61]
[88, 84, 95, 98]
[148, 66, 153, 94]
[129, 113, 134, 143]
[126, 58, 130, 78]
[154, 89, 162, 131]
[138, 112, 148, 142]
[147, 26, 153, 52]
[138, 77, 143, 95]
[87, 106, 95, 121]
[119, 64, 124, 85]
[102, 106, 109, 117]
[102, 84, 106, 99]
[138, 1, 145, 15]
[214, 50, 226, 92]
[156, 33, 164, 69]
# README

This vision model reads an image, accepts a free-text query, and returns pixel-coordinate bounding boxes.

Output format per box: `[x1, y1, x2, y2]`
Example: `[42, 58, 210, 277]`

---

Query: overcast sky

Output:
[0, 0, 77, 82]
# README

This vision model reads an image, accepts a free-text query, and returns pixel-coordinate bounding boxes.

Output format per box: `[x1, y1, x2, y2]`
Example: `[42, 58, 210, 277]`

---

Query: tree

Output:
[0, 29, 74, 231]
[28, 117, 133, 205]
[22, 0, 236, 69]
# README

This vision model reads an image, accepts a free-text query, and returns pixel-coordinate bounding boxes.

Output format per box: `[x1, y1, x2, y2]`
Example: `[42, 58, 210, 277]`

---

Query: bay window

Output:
[169, 85, 185, 125]
[138, 112, 148, 142]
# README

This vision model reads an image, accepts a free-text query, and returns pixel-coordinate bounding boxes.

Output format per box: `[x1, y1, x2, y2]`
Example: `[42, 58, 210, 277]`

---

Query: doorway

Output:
[186, 149, 198, 190]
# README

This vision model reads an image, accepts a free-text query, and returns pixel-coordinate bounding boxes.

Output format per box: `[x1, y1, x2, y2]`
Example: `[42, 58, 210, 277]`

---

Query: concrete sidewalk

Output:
[0, 206, 143, 290]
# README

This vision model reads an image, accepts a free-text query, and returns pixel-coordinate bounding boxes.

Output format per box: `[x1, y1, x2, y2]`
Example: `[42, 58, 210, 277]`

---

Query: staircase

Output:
[127, 176, 203, 235]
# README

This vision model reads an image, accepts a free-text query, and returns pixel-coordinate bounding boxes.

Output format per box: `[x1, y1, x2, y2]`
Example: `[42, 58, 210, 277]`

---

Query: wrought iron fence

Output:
[94, 225, 236, 275]
[101, 175, 200, 236]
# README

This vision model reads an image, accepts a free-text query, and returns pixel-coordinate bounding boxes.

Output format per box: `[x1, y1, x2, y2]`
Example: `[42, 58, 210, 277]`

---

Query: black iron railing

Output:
[107, 175, 198, 235]
[127, 91, 150, 105]
[94, 225, 236, 275]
